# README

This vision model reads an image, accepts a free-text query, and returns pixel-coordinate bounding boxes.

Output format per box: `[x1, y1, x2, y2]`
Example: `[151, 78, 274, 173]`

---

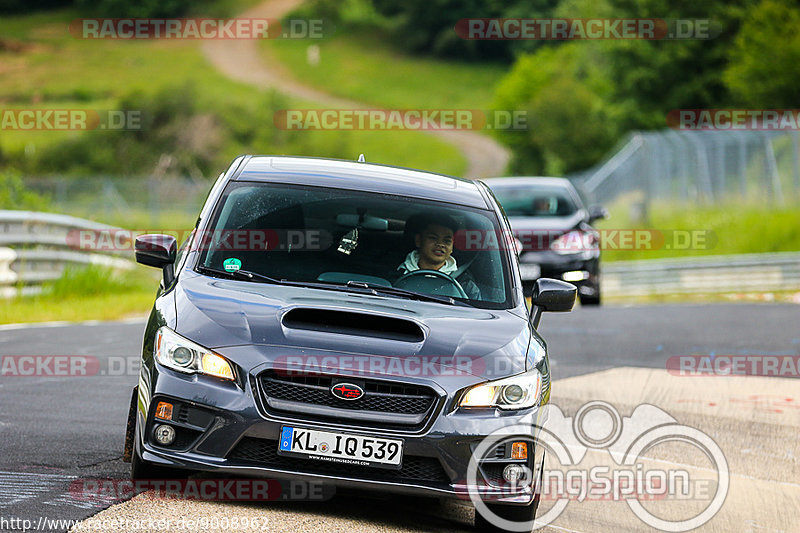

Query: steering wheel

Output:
[394, 269, 468, 299]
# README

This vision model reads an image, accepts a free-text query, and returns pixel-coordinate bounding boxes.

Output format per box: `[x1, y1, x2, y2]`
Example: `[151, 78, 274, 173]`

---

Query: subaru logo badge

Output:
[331, 383, 364, 400]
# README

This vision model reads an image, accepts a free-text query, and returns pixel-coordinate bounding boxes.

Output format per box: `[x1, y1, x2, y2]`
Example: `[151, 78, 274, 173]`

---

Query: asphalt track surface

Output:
[0, 302, 798, 532]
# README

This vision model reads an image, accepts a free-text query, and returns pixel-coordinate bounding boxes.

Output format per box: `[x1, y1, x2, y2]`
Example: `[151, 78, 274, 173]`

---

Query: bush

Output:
[32, 84, 304, 177]
[0, 170, 51, 210]
[0, 0, 72, 13]
[74, 0, 211, 17]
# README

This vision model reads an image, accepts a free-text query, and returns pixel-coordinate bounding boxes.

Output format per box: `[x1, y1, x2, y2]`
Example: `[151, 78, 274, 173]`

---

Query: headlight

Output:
[155, 327, 235, 381]
[550, 230, 596, 255]
[459, 370, 543, 410]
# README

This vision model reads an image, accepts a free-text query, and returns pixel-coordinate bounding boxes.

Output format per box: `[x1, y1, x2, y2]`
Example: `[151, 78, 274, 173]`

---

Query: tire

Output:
[579, 275, 601, 306]
[579, 292, 601, 306]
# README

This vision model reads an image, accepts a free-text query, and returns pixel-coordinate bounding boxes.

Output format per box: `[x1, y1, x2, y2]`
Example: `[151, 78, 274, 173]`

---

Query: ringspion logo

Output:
[467, 401, 728, 531]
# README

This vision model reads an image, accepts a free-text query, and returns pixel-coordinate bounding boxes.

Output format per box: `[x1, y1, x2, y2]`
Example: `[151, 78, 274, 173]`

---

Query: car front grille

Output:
[228, 437, 450, 485]
[257, 371, 439, 430]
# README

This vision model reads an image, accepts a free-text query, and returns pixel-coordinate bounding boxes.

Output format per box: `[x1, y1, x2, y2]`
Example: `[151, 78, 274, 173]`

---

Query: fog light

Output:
[511, 441, 528, 460]
[154, 424, 176, 446]
[503, 464, 526, 483]
[155, 401, 173, 421]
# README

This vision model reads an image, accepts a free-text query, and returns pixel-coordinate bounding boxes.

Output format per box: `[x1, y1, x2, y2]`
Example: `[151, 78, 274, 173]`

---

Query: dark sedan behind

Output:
[484, 177, 607, 305]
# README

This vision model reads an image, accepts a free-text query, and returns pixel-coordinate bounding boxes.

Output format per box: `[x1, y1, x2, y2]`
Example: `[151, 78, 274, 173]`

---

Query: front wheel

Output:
[579, 292, 601, 306]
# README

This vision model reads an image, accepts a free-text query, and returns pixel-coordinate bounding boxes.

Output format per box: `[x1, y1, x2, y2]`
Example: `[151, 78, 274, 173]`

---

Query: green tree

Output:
[493, 0, 758, 173]
[724, 0, 800, 107]
[493, 43, 618, 174]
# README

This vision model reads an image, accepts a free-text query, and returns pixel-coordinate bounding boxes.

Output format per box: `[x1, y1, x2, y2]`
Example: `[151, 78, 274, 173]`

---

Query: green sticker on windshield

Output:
[223, 258, 242, 272]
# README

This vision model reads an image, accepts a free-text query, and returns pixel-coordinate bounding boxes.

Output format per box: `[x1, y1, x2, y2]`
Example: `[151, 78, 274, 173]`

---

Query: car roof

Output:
[482, 176, 576, 190]
[231, 156, 490, 209]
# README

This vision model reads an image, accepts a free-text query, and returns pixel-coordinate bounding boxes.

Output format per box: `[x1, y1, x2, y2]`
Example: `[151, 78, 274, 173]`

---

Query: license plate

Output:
[278, 426, 403, 469]
[519, 263, 541, 280]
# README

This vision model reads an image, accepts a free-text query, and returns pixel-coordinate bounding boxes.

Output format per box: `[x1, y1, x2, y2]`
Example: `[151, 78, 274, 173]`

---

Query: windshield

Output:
[491, 185, 579, 218]
[196, 181, 513, 308]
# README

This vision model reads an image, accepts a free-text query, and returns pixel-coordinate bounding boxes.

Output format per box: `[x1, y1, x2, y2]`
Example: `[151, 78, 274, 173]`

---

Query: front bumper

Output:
[135, 360, 545, 505]
[518, 250, 599, 293]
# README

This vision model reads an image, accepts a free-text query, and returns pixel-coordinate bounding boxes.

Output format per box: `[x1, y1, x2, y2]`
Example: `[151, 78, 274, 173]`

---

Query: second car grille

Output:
[257, 371, 439, 430]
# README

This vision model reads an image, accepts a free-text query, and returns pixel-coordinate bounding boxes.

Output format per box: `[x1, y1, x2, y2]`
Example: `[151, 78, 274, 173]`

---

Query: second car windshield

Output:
[196, 181, 513, 308]
[492, 186, 578, 218]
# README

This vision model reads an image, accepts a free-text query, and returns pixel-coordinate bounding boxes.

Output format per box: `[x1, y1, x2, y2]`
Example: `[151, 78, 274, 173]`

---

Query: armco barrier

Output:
[603, 252, 800, 296]
[0, 210, 134, 296]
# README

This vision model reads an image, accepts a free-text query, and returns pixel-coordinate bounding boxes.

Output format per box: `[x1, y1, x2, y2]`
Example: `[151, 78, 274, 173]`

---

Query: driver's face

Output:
[415, 224, 454, 269]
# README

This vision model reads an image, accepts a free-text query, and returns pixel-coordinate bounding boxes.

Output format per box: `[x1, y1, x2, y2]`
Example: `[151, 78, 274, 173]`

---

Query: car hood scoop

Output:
[281, 307, 425, 343]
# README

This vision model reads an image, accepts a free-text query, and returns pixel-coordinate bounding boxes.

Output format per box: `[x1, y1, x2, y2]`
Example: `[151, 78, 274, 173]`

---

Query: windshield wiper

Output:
[344, 280, 459, 305]
[197, 266, 460, 305]
[197, 265, 283, 284]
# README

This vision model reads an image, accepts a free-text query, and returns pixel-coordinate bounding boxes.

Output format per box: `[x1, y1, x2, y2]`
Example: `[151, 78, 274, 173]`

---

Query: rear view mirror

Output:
[135, 234, 177, 286]
[336, 213, 389, 231]
[529, 278, 576, 328]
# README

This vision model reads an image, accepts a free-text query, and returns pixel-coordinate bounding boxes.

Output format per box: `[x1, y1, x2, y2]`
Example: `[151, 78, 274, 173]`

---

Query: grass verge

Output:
[0, 290, 155, 324]
[597, 199, 800, 262]
[261, 30, 506, 111]
[0, 265, 159, 324]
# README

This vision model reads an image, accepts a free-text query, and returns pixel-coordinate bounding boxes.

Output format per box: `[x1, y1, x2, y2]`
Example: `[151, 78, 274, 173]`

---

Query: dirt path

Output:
[201, 0, 510, 178]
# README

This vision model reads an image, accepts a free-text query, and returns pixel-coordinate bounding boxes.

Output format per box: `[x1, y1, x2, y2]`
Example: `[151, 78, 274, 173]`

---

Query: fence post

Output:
[764, 134, 784, 205]
[792, 131, 800, 198]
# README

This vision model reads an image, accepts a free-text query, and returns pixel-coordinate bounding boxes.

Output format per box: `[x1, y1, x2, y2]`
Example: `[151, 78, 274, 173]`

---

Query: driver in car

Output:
[396, 214, 481, 299]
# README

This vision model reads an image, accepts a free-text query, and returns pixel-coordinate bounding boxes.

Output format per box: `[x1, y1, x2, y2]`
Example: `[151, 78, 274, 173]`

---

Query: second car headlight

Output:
[550, 230, 597, 255]
[459, 370, 543, 410]
[155, 327, 235, 381]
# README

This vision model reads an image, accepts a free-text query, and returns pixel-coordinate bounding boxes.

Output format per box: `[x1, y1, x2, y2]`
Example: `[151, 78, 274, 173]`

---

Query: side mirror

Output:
[588, 205, 609, 224]
[135, 234, 177, 286]
[529, 278, 576, 329]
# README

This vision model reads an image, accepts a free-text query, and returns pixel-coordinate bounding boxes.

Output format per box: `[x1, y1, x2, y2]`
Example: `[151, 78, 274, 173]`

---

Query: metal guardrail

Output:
[0, 210, 135, 296]
[603, 252, 800, 296]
